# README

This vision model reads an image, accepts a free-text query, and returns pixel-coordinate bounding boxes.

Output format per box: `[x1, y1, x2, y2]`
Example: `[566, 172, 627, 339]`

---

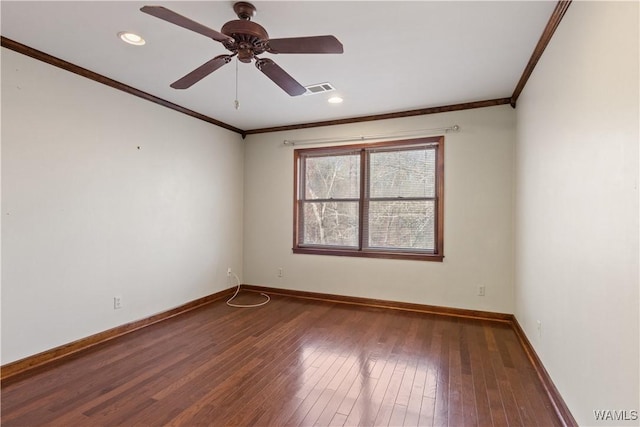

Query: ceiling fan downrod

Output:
[233, 2, 256, 21]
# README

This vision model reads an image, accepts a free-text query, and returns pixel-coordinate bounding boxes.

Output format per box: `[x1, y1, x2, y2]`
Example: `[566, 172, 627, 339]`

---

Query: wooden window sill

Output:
[292, 247, 444, 262]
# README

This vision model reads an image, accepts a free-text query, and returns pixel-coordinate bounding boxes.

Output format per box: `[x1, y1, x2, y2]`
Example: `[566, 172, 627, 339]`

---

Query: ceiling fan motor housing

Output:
[221, 20, 269, 62]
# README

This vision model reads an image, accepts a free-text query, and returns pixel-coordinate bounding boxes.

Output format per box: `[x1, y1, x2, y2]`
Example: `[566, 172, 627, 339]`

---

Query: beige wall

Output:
[244, 105, 516, 314]
[514, 2, 639, 425]
[1, 48, 245, 364]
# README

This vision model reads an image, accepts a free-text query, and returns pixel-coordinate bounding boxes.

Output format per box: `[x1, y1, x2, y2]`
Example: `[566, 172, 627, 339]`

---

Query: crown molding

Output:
[244, 98, 511, 135]
[510, 1, 572, 107]
[0, 36, 245, 135]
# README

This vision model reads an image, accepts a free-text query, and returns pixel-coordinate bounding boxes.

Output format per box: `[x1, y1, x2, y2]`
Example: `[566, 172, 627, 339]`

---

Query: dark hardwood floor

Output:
[1, 293, 561, 426]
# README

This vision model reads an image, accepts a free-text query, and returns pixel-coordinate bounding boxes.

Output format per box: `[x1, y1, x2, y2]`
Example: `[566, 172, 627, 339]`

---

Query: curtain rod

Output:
[283, 125, 460, 146]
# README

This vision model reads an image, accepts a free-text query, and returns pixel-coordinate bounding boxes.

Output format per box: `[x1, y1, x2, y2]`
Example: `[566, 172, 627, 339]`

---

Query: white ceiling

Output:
[1, 1, 557, 132]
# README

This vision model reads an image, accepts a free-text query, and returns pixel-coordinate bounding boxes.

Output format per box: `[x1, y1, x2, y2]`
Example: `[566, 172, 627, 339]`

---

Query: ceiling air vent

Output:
[303, 82, 336, 95]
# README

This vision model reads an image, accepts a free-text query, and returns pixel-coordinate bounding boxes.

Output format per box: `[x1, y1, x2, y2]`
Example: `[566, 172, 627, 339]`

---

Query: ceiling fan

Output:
[140, 2, 344, 96]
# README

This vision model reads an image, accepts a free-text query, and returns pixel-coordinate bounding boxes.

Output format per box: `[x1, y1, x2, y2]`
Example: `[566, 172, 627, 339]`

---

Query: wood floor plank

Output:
[313, 354, 366, 426]
[389, 403, 409, 426]
[404, 314, 436, 426]
[447, 321, 464, 427]
[1, 295, 564, 427]
[335, 311, 401, 423]
[159, 301, 326, 426]
[419, 395, 437, 427]
[403, 362, 426, 426]
[396, 357, 417, 408]
[432, 318, 450, 426]
[285, 350, 344, 425]
[3, 338, 194, 425]
[469, 322, 494, 427]
[483, 348, 510, 427]
[343, 356, 394, 426]
[307, 308, 386, 426]
[247, 304, 370, 427]
[328, 412, 348, 426]
[373, 358, 407, 426]
[502, 326, 561, 427]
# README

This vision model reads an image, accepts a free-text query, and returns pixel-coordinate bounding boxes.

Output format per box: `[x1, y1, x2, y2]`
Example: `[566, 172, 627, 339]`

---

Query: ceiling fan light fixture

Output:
[118, 31, 146, 46]
[328, 96, 343, 104]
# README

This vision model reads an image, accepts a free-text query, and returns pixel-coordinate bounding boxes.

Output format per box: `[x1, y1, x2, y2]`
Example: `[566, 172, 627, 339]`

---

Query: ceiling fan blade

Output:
[140, 6, 232, 43]
[170, 55, 233, 89]
[255, 58, 306, 96]
[267, 35, 344, 54]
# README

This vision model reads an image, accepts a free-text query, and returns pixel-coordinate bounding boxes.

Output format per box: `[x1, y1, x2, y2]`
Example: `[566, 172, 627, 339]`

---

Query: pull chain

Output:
[234, 57, 240, 110]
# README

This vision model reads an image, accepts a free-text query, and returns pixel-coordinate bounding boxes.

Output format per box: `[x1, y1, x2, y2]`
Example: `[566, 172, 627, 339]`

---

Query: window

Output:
[293, 137, 444, 261]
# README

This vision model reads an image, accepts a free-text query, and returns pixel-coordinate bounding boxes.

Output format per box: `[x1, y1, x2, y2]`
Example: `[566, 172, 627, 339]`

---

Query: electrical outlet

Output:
[114, 295, 123, 310]
[478, 285, 485, 296]
[278, 268, 283, 278]
[227, 267, 232, 277]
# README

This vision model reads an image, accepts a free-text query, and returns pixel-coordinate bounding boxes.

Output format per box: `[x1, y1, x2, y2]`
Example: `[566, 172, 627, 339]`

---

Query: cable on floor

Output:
[226, 271, 270, 308]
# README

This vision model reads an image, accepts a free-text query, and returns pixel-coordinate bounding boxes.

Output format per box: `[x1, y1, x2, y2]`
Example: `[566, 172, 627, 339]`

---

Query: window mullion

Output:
[297, 155, 307, 246]
[359, 148, 368, 251]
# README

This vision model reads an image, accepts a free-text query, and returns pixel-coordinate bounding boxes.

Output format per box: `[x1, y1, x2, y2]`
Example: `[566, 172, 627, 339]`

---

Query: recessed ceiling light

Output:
[328, 96, 343, 104]
[118, 31, 145, 46]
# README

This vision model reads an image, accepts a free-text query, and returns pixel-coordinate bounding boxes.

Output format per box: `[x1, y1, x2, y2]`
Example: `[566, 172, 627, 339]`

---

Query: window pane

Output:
[367, 200, 435, 250]
[302, 201, 359, 247]
[305, 154, 360, 200]
[369, 148, 435, 198]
